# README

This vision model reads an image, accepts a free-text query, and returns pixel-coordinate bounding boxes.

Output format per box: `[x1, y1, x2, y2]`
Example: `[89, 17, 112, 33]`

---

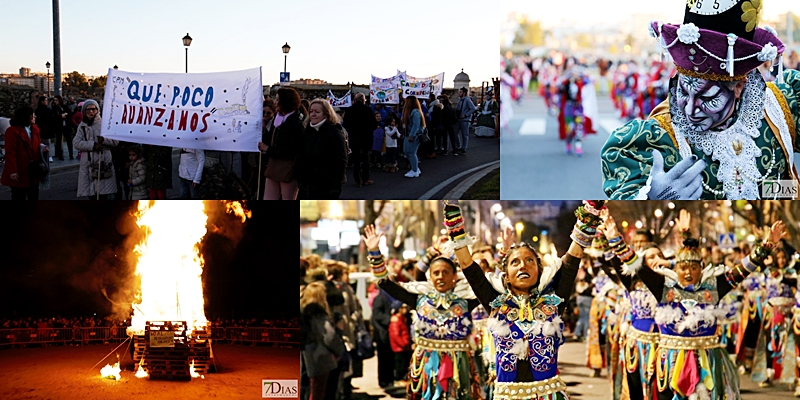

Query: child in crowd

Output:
[383, 116, 400, 173]
[127, 146, 147, 200]
[389, 302, 411, 386]
[371, 112, 385, 170]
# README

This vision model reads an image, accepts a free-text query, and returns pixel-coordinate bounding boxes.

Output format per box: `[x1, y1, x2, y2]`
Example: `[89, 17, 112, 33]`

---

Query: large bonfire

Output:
[127, 201, 210, 336]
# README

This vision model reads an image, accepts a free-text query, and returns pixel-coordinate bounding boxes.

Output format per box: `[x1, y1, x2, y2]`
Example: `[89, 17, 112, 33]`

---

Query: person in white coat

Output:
[73, 100, 119, 200]
[178, 148, 205, 199]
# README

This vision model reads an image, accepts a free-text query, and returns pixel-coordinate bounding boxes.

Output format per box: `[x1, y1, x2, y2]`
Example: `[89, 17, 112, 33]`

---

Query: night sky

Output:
[0, 201, 295, 321]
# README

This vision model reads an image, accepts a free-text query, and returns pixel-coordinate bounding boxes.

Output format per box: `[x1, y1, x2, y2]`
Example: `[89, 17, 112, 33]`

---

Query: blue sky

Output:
[2, 0, 496, 86]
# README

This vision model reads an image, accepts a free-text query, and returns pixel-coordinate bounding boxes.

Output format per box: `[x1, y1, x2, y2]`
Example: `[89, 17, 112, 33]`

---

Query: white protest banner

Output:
[327, 90, 353, 108]
[369, 85, 399, 104]
[101, 67, 262, 152]
[400, 71, 445, 96]
[400, 79, 433, 98]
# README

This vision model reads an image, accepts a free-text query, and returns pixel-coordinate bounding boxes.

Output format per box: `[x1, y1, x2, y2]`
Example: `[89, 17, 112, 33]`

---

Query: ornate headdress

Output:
[649, 0, 785, 83]
[675, 237, 704, 267]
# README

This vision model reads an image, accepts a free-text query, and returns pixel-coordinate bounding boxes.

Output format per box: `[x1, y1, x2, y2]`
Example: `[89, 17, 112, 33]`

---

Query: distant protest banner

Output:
[401, 71, 444, 96]
[400, 79, 432, 98]
[327, 90, 352, 108]
[369, 78, 400, 104]
[101, 67, 263, 152]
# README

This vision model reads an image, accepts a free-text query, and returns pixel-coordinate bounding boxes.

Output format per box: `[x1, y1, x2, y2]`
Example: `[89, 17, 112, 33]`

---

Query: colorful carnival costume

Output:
[751, 264, 797, 386]
[446, 201, 604, 400]
[367, 248, 481, 400]
[605, 237, 661, 400]
[558, 68, 598, 156]
[627, 236, 782, 400]
[601, 0, 800, 200]
[735, 269, 765, 372]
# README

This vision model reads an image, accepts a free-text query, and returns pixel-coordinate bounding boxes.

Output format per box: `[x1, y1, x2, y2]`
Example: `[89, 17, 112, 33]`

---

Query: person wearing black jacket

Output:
[370, 286, 396, 388]
[259, 88, 304, 200]
[50, 95, 73, 160]
[297, 99, 348, 199]
[343, 93, 377, 187]
[34, 95, 54, 163]
[439, 96, 459, 156]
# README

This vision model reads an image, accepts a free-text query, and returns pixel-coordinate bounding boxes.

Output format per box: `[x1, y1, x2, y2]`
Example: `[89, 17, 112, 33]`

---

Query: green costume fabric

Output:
[601, 69, 800, 200]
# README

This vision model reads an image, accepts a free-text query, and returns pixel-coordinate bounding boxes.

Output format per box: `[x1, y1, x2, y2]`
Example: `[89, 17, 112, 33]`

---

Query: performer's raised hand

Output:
[768, 220, 785, 245]
[599, 213, 620, 239]
[648, 151, 705, 200]
[502, 225, 516, 253]
[675, 209, 691, 232]
[361, 224, 383, 252]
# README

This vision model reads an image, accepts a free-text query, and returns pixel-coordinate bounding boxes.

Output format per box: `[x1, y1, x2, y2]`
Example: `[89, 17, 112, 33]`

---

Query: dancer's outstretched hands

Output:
[361, 224, 383, 252]
[769, 220, 785, 244]
[648, 151, 705, 200]
[675, 209, 691, 232]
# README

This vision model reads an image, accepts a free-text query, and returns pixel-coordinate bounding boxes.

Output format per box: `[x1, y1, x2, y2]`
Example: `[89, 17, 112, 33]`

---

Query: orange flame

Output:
[225, 201, 251, 223]
[127, 201, 209, 336]
[190, 359, 204, 379]
[100, 362, 121, 380]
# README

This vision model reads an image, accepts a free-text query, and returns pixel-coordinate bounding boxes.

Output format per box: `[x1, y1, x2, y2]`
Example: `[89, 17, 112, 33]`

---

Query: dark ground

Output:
[0, 344, 298, 400]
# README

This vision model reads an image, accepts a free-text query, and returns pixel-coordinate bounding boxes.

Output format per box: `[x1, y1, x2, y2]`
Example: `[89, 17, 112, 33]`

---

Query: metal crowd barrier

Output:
[0, 327, 299, 346]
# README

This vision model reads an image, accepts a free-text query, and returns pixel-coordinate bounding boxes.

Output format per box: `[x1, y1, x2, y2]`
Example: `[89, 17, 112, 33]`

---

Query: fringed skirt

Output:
[655, 335, 739, 400]
[408, 337, 480, 400]
[624, 326, 659, 400]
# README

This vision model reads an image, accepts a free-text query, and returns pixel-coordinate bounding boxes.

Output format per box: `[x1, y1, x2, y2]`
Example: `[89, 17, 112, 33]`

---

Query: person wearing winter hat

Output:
[73, 100, 119, 199]
[602, 0, 800, 200]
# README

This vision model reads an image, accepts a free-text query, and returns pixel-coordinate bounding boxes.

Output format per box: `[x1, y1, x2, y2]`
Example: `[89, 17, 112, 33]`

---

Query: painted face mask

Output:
[674, 75, 737, 132]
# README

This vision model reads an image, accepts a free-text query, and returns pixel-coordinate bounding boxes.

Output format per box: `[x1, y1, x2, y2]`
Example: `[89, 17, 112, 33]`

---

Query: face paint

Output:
[675, 75, 737, 132]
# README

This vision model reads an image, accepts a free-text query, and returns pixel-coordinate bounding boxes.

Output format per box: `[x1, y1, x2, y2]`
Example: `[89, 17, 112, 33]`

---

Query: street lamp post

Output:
[46, 61, 51, 96]
[182, 33, 192, 73]
[282, 42, 291, 73]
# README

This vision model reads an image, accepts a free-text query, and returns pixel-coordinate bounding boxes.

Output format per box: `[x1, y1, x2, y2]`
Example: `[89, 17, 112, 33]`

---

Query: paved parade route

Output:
[339, 134, 499, 200]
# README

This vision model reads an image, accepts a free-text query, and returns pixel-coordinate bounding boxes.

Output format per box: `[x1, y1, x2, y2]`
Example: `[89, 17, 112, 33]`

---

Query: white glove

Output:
[647, 150, 705, 200]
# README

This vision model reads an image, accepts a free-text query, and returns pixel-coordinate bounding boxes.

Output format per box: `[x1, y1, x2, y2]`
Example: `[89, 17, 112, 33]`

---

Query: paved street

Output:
[501, 90, 617, 200]
[351, 339, 797, 399]
[340, 133, 499, 200]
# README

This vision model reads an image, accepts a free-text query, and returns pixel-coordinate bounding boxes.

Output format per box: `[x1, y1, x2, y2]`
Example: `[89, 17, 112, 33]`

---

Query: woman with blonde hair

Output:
[301, 281, 345, 400]
[297, 99, 348, 199]
[402, 96, 426, 178]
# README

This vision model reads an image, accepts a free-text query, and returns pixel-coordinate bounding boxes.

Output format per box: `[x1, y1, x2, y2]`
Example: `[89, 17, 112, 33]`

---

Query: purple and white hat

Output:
[650, 0, 785, 82]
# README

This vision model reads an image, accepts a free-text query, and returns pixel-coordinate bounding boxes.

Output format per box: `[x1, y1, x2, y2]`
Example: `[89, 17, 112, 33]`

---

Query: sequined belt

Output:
[494, 375, 567, 400]
[415, 337, 471, 351]
[658, 334, 722, 350]
[626, 325, 659, 345]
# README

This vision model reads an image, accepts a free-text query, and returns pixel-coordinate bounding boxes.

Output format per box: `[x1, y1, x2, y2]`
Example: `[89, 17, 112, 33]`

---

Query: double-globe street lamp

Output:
[183, 33, 193, 73]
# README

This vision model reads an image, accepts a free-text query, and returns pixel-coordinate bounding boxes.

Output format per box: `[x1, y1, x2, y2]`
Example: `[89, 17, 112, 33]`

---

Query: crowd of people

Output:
[301, 200, 800, 400]
[0, 84, 498, 200]
[261, 85, 497, 200]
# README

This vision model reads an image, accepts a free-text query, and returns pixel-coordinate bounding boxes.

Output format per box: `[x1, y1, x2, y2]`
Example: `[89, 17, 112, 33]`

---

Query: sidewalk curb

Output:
[444, 165, 499, 199]
[417, 160, 500, 200]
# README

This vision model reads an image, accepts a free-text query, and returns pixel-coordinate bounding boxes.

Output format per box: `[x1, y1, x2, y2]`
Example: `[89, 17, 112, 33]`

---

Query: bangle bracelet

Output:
[369, 250, 382, 256]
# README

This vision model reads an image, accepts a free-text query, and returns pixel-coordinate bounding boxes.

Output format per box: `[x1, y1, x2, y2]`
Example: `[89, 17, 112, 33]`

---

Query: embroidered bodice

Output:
[486, 291, 565, 383]
[413, 290, 473, 341]
[655, 278, 734, 337]
[629, 282, 659, 332]
[765, 268, 793, 301]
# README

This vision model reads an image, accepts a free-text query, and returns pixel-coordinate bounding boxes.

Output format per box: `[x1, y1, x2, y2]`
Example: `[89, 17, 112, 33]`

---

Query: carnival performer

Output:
[361, 225, 480, 400]
[558, 66, 597, 156]
[601, 0, 800, 200]
[616, 214, 786, 400]
[446, 200, 604, 400]
[749, 240, 798, 388]
[599, 210, 693, 400]
[586, 260, 614, 378]
[735, 263, 766, 376]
